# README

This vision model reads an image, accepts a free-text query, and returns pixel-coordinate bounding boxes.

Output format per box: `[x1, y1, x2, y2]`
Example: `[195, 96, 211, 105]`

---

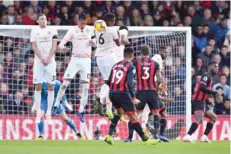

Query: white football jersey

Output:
[59, 25, 94, 57]
[152, 54, 163, 71]
[114, 29, 128, 59]
[95, 26, 119, 57]
[30, 26, 58, 63]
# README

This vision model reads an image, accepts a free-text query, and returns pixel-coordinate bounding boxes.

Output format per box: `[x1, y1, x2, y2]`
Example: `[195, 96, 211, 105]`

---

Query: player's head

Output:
[208, 61, 219, 75]
[103, 13, 116, 26]
[140, 44, 150, 56]
[119, 25, 128, 31]
[124, 47, 134, 61]
[37, 14, 47, 28]
[78, 13, 87, 29]
[159, 46, 168, 60]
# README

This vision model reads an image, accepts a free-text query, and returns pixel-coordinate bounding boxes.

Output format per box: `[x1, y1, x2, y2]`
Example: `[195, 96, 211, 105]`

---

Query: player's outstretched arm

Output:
[59, 29, 72, 51]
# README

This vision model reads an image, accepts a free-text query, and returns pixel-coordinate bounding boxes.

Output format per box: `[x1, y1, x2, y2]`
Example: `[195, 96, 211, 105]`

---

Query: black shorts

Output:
[192, 100, 205, 113]
[109, 91, 135, 113]
[136, 90, 159, 111]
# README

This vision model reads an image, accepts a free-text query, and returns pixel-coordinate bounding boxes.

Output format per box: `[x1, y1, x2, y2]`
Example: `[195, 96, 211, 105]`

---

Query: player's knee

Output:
[48, 83, 54, 91]
[61, 80, 70, 90]
[210, 114, 217, 123]
[195, 112, 204, 124]
[35, 84, 42, 91]
[151, 109, 159, 116]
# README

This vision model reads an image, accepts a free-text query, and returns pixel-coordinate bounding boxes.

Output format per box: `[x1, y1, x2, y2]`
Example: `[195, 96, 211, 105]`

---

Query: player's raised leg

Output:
[58, 106, 85, 140]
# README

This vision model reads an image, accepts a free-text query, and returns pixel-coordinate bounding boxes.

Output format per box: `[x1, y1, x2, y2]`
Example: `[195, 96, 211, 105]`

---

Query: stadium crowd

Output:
[0, 1, 230, 115]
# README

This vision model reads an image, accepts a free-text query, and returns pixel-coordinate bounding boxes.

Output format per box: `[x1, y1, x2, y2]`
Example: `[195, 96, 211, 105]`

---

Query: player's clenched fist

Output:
[132, 98, 140, 105]
[159, 83, 168, 93]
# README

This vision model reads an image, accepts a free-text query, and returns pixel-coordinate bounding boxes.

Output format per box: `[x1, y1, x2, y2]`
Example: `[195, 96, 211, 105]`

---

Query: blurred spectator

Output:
[144, 14, 153, 26]
[174, 1, 187, 21]
[14, 14, 24, 25]
[202, 9, 215, 25]
[65, 0, 76, 18]
[0, 83, 13, 114]
[193, 57, 206, 76]
[183, 15, 192, 27]
[30, 0, 42, 14]
[103, 1, 116, 15]
[0, 14, 8, 25]
[223, 32, 230, 50]
[212, 73, 231, 99]
[0, 1, 6, 17]
[130, 8, 143, 26]
[58, 5, 69, 25]
[207, 38, 220, 53]
[211, 1, 229, 19]
[221, 66, 230, 86]
[203, 24, 211, 38]
[197, 44, 213, 68]
[13, 0, 23, 14]
[153, 11, 163, 26]
[116, 6, 129, 26]
[140, 3, 149, 18]
[214, 86, 225, 114]
[53, 16, 61, 25]
[13, 48, 21, 64]
[7, 5, 16, 25]
[0, 64, 3, 83]
[0, 41, 4, 64]
[11, 91, 25, 114]
[194, 24, 208, 52]
[220, 45, 230, 67]
[187, 5, 202, 34]
[210, 17, 229, 48]
[4, 38, 14, 52]
[224, 99, 230, 114]
[22, 6, 37, 25]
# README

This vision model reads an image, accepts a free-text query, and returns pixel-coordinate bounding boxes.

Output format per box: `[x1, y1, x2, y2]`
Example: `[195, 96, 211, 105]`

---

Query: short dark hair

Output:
[124, 47, 134, 58]
[216, 86, 223, 90]
[37, 13, 46, 20]
[79, 13, 87, 21]
[119, 25, 128, 31]
[140, 44, 150, 56]
[221, 45, 228, 49]
[220, 73, 227, 78]
[103, 13, 116, 22]
[196, 24, 203, 28]
[208, 61, 217, 66]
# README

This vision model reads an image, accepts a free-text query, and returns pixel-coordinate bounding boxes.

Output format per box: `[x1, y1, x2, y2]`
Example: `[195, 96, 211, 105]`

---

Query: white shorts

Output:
[96, 53, 117, 80]
[33, 62, 56, 84]
[63, 57, 91, 82]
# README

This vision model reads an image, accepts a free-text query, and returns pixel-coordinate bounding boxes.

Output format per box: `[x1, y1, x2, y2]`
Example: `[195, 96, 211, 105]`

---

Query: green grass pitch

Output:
[0, 140, 229, 154]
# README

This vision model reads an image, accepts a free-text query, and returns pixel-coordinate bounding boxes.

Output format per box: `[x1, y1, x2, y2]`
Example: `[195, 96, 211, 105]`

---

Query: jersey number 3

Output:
[142, 67, 150, 80]
[99, 33, 105, 45]
[111, 70, 124, 84]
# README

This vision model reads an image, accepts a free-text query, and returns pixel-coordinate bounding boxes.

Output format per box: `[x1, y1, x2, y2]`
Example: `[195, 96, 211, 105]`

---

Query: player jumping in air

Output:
[95, 13, 120, 120]
[54, 13, 95, 123]
[183, 61, 222, 143]
[30, 14, 58, 125]
[125, 45, 167, 142]
[114, 25, 130, 62]
[104, 47, 159, 145]
[36, 80, 85, 140]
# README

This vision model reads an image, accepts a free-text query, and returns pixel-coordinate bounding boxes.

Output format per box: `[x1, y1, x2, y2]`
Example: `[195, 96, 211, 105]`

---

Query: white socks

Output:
[141, 104, 150, 128]
[34, 90, 41, 124]
[79, 83, 89, 113]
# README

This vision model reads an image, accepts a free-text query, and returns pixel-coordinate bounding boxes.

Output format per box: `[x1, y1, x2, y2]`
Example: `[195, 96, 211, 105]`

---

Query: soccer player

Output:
[125, 45, 166, 142]
[95, 13, 120, 120]
[54, 13, 95, 123]
[36, 80, 84, 140]
[104, 47, 159, 145]
[114, 25, 130, 62]
[30, 14, 58, 125]
[183, 61, 222, 143]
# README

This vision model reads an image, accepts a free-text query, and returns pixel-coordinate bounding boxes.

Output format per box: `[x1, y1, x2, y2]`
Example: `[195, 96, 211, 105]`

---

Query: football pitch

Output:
[0, 140, 229, 154]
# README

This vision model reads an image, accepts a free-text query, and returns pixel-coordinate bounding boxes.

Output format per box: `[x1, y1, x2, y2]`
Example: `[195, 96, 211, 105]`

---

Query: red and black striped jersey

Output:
[133, 57, 160, 91]
[192, 72, 213, 102]
[108, 60, 136, 97]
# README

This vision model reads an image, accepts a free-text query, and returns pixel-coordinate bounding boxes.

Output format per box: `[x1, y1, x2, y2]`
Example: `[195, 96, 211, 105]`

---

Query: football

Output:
[94, 20, 107, 32]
